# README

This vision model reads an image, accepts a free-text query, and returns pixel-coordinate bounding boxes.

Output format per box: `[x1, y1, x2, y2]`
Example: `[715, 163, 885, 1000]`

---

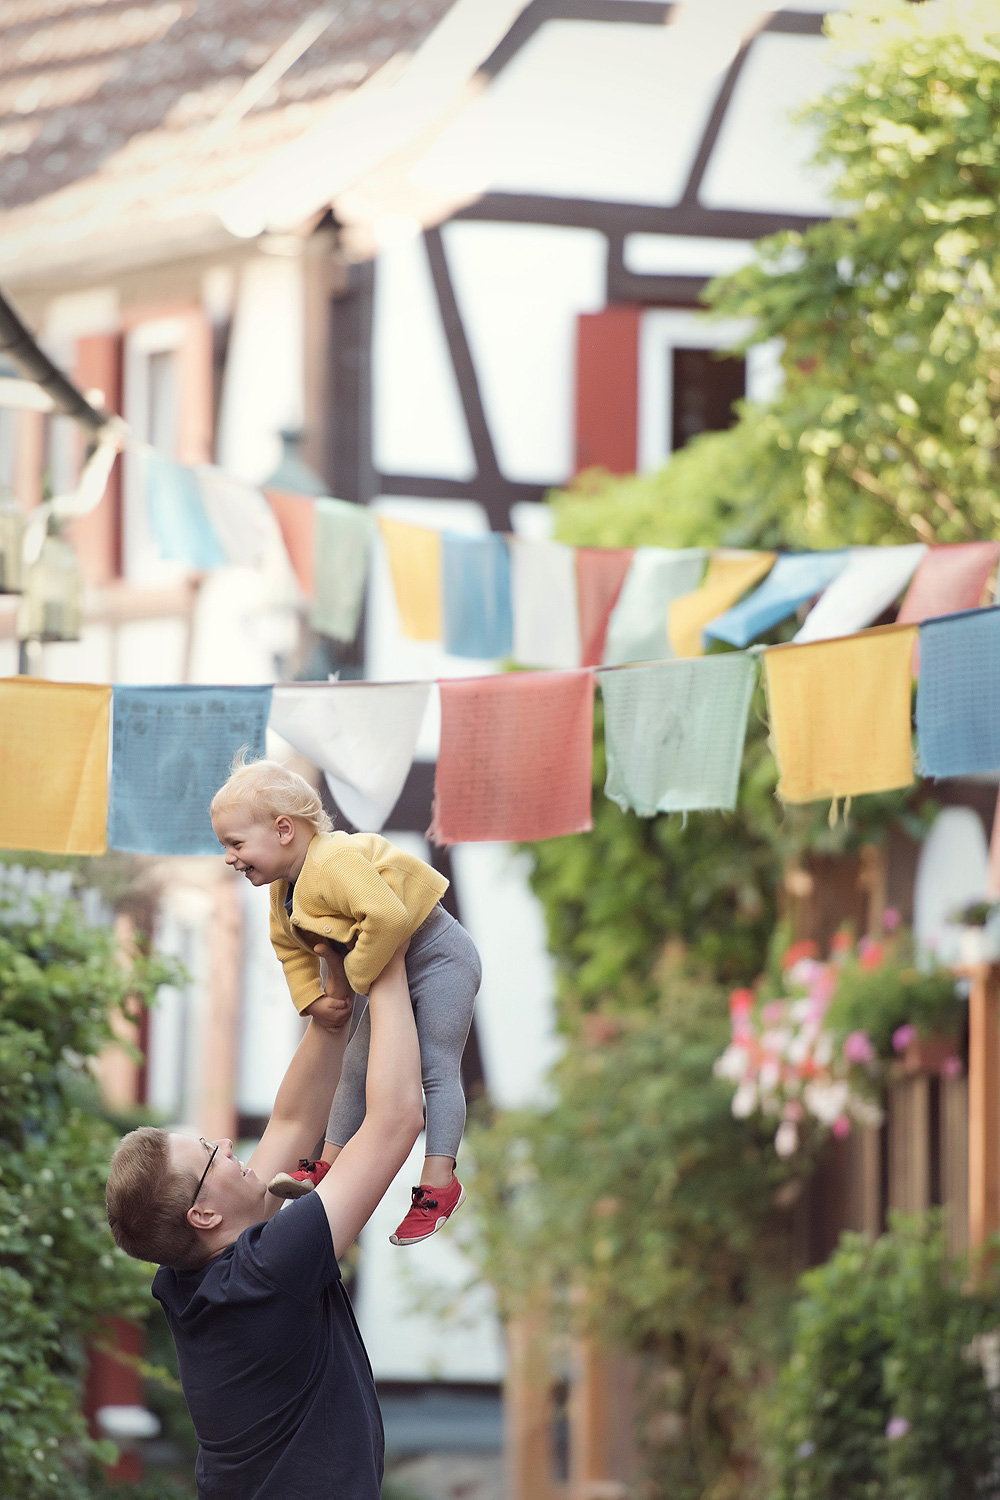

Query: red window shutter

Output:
[72, 334, 124, 583]
[574, 306, 640, 476]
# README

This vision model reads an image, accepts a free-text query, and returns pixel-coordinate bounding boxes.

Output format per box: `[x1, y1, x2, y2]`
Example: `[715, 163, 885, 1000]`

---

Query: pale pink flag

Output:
[430, 670, 595, 845]
[896, 541, 999, 624]
[897, 540, 999, 672]
[576, 548, 635, 668]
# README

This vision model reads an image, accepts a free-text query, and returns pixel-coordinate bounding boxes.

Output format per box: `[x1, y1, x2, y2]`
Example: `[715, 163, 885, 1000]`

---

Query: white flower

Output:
[759, 1057, 781, 1092]
[732, 1082, 757, 1118]
[813, 1034, 834, 1068]
[787, 1033, 813, 1066]
[804, 1079, 850, 1125]
[775, 1120, 799, 1157]
[714, 1045, 749, 1080]
[848, 1095, 884, 1129]
[762, 1028, 792, 1054]
[790, 998, 812, 1023]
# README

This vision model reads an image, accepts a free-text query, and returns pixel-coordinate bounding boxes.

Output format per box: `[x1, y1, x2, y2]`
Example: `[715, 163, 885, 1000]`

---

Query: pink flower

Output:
[886, 1417, 910, 1441]
[783, 1100, 804, 1123]
[892, 1024, 917, 1054]
[831, 1115, 851, 1139]
[808, 966, 836, 1009]
[843, 1030, 875, 1065]
[883, 908, 901, 932]
[729, 988, 755, 1017]
[782, 940, 819, 971]
[831, 930, 853, 958]
[762, 1001, 786, 1025]
[857, 937, 885, 971]
[940, 1055, 963, 1079]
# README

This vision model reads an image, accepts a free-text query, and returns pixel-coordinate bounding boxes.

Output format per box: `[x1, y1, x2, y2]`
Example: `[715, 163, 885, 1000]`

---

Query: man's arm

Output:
[316, 943, 423, 1258]
[247, 946, 353, 1196]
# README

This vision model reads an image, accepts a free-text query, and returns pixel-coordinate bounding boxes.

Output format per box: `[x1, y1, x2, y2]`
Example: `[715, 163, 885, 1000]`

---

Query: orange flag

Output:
[764, 624, 917, 804]
[430, 670, 595, 844]
[669, 550, 775, 658]
[0, 679, 110, 853]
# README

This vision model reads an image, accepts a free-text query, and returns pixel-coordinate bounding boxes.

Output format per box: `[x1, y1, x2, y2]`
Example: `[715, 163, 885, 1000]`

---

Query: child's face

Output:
[212, 807, 292, 886]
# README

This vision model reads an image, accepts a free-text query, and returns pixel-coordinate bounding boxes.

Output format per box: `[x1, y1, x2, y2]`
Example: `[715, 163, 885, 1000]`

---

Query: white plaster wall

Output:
[215, 254, 305, 485]
[355, 1140, 505, 1383]
[450, 842, 560, 1110]
[700, 32, 840, 216]
[372, 232, 476, 481]
[441, 222, 605, 485]
[237, 879, 305, 1118]
[412, 19, 733, 205]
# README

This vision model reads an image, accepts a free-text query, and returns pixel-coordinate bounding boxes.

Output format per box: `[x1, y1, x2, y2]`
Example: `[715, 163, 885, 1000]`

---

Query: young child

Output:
[210, 756, 481, 1246]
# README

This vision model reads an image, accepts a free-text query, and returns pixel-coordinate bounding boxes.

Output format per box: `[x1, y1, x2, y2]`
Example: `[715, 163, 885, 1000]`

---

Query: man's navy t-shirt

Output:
[152, 1192, 383, 1499]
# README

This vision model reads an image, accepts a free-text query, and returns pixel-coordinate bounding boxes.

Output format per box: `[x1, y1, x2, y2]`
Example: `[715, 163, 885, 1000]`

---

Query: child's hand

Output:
[302, 990, 353, 1032]
[302, 941, 353, 1031]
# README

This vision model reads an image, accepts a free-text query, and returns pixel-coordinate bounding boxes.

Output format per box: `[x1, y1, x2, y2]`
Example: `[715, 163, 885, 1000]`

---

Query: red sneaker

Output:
[267, 1159, 331, 1200]
[389, 1177, 465, 1246]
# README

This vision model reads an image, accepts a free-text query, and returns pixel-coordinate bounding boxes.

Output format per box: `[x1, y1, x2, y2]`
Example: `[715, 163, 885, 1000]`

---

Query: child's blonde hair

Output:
[211, 751, 333, 834]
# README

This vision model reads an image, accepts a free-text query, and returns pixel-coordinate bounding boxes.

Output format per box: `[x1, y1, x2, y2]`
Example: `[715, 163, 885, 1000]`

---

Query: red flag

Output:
[897, 541, 999, 624]
[265, 487, 315, 596]
[430, 670, 595, 844]
[576, 547, 635, 667]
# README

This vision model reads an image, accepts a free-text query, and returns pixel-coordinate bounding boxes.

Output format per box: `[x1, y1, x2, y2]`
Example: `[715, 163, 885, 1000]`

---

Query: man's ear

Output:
[188, 1204, 222, 1232]
[275, 815, 295, 845]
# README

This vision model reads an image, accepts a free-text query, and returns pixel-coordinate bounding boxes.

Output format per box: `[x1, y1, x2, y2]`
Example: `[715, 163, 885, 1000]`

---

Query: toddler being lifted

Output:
[211, 756, 481, 1246]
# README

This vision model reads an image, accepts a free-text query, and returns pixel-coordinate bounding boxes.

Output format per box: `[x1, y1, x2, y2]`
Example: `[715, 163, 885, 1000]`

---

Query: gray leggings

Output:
[326, 906, 481, 1161]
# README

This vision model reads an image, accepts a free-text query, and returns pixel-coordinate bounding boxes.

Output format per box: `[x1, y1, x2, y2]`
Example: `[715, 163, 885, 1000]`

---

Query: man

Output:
[106, 941, 423, 1499]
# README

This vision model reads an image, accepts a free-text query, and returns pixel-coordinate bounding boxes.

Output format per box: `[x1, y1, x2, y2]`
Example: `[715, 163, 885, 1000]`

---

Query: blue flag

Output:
[917, 607, 1000, 777]
[705, 552, 849, 648]
[109, 685, 272, 854]
[144, 451, 228, 570]
[442, 531, 513, 659]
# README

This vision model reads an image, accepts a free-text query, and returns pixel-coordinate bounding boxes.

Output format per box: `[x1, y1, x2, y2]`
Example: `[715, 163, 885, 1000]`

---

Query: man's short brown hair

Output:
[106, 1126, 207, 1271]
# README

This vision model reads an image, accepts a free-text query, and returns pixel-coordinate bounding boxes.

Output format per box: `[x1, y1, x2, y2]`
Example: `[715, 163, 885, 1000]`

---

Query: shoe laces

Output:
[297, 1159, 318, 1173]
[410, 1185, 439, 1212]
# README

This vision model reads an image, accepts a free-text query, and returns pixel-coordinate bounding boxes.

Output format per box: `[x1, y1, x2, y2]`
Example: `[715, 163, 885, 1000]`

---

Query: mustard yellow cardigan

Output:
[269, 831, 449, 1011]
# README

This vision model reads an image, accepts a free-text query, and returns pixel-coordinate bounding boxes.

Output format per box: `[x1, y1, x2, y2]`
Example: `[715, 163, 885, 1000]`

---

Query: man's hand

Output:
[301, 942, 353, 1032]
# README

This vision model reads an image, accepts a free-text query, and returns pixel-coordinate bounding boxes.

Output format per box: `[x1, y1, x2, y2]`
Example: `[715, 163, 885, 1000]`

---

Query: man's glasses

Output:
[190, 1139, 219, 1208]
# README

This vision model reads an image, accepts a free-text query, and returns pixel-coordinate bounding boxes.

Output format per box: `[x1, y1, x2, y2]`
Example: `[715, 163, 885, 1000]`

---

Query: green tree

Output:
[559, 0, 1000, 554]
[0, 883, 172, 1499]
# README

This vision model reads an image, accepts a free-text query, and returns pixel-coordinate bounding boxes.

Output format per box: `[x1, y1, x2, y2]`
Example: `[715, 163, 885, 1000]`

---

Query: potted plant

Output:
[951, 899, 1000, 966]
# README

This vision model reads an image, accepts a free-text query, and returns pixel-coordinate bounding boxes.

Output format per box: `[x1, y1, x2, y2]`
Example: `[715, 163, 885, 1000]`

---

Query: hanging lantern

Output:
[264, 428, 327, 497]
[19, 517, 83, 642]
[0, 490, 24, 594]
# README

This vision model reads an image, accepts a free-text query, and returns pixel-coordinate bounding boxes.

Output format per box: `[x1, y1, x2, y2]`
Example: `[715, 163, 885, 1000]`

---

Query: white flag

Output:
[510, 538, 580, 669]
[269, 681, 430, 832]
[794, 544, 927, 644]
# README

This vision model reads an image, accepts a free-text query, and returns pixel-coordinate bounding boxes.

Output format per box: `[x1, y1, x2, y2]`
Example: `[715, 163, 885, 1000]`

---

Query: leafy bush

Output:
[0, 890, 173, 1498]
[770, 1216, 1000, 1500]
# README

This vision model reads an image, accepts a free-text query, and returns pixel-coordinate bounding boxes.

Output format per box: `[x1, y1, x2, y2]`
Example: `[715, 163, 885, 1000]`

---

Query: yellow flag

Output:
[377, 517, 442, 641]
[764, 624, 917, 804]
[668, 550, 776, 658]
[0, 679, 110, 853]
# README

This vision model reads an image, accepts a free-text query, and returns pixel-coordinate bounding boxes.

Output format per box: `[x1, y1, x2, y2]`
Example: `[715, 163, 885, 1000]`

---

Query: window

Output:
[671, 346, 745, 451]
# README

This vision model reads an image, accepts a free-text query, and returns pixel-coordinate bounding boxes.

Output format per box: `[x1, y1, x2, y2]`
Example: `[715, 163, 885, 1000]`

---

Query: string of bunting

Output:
[6, 589, 1000, 857]
[9, 461, 998, 858]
